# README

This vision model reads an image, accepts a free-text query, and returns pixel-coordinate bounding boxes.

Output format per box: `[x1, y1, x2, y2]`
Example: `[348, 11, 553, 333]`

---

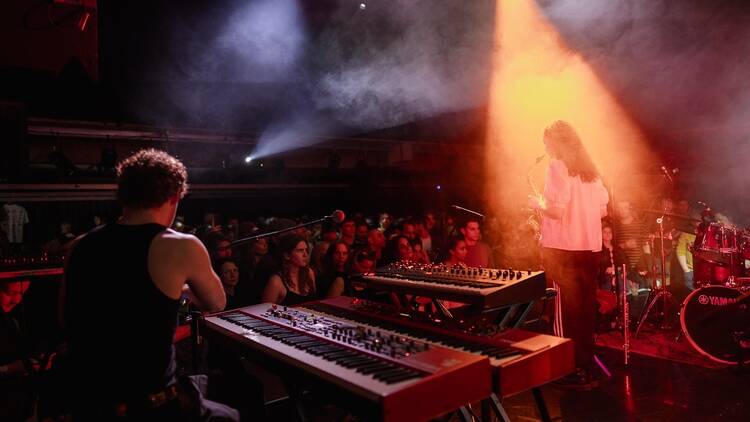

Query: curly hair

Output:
[116, 149, 188, 208]
[544, 121, 599, 182]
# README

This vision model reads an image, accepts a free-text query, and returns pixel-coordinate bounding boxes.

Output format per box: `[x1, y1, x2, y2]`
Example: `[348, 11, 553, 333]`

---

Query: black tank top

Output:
[65, 223, 178, 398]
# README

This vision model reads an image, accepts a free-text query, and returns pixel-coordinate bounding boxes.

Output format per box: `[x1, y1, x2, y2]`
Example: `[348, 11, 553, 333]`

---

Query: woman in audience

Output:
[261, 234, 316, 305]
[410, 238, 430, 264]
[317, 241, 349, 299]
[382, 235, 413, 265]
[443, 235, 468, 266]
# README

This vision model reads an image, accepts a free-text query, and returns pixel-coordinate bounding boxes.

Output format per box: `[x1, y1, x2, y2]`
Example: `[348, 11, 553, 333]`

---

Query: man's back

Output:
[65, 223, 178, 396]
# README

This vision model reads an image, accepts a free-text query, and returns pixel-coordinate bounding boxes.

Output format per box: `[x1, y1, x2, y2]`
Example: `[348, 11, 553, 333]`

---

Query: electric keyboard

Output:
[202, 303, 492, 421]
[352, 262, 546, 308]
[304, 296, 574, 398]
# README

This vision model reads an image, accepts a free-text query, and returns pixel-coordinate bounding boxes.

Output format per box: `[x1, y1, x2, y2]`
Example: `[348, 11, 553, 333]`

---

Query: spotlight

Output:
[244, 155, 254, 164]
[359, 2, 367, 10]
[436, 184, 442, 191]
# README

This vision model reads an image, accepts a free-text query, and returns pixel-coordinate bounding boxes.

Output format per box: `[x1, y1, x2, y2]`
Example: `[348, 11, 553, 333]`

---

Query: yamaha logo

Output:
[698, 295, 736, 306]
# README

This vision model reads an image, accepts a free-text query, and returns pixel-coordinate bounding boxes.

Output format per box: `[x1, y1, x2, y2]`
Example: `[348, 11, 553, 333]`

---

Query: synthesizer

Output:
[352, 262, 546, 309]
[202, 303, 492, 421]
[304, 296, 574, 398]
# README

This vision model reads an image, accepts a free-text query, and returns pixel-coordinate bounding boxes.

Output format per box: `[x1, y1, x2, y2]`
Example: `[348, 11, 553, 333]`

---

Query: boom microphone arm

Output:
[230, 210, 346, 247]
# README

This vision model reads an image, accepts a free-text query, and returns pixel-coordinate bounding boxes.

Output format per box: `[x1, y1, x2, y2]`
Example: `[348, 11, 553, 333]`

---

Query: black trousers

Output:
[542, 247, 599, 369]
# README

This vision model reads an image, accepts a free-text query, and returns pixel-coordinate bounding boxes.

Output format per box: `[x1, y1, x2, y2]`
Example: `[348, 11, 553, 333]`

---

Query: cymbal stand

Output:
[635, 212, 675, 337]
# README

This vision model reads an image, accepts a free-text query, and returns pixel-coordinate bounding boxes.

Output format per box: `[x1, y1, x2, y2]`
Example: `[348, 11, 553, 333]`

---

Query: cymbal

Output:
[637, 209, 701, 222]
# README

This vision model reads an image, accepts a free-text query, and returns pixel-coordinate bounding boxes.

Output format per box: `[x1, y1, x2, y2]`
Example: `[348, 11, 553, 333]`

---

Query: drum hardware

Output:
[635, 212, 677, 337]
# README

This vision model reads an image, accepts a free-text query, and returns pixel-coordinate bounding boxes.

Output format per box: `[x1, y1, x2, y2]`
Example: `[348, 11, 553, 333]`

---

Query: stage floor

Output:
[502, 345, 750, 421]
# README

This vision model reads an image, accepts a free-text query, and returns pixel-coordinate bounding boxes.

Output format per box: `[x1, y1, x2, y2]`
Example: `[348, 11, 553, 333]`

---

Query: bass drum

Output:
[681, 286, 750, 364]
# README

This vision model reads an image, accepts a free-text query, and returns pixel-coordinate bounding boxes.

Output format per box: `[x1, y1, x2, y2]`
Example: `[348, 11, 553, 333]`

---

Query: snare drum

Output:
[693, 222, 740, 264]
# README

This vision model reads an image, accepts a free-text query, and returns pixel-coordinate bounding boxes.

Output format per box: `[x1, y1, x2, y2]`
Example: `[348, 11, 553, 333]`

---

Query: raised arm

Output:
[181, 236, 226, 313]
[149, 231, 226, 313]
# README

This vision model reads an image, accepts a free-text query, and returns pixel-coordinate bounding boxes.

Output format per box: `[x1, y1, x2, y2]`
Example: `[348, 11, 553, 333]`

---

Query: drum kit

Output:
[633, 210, 750, 365]
[684, 221, 750, 364]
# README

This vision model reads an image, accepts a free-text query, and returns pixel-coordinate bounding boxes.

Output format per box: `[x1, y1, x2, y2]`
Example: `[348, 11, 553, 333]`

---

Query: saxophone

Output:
[526, 155, 546, 240]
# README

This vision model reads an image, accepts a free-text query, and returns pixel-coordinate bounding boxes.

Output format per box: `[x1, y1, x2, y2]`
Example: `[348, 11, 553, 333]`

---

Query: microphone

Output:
[329, 210, 346, 224]
[660, 166, 673, 183]
[231, 210, 346, 247]
[451, 205, 485, 219]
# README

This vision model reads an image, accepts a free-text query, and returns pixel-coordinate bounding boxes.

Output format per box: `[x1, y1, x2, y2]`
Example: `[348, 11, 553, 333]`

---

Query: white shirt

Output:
[2, 204, 29, 243]
[540, 159, 608, 252]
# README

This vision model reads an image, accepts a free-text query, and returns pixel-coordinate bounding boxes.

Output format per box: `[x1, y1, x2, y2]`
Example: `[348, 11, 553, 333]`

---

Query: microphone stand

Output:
[635, 207, 675, 337]
[230, 213, 342, 247]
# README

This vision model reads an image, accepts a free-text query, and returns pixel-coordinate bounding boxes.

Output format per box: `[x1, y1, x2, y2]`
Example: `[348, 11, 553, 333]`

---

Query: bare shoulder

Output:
[156, 228, 199, 242]
[153, 229, 204, 251]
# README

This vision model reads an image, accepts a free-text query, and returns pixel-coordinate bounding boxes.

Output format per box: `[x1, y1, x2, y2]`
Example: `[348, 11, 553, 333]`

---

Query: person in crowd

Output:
[354, 220, 370, 248]
[409, 238, 430, 264]
[382, 235, 413, 265]
[675, 217, 698, 292]
[528, 120, 609, 389]
[413, 217, 433, 256]
[674, 198, 691, 216]
[646, 196, 677, 287]
[378, 213, 393, 232]
[348, 248, 377, 275]
[443, 235, 468, 267]
[401, 219, 417, 241]
[246, 218, 299, 305]
[43, 221, 77, 256]
[239, 237, 268, 276]
[311, 223, 339, 274]
[216, 258, 242, 310]
[316, 241, 349, 299]
[225, 217, 240, 242]
[366, 228, 386, 264]
[342, 248, 378, 299]
[615, 200, 650, 292]
[339, 218, 356, 246]
[207, 232, 233, 263]
[460, 217, 495, 268]
[0, 280, 37, 421]
[598, 224, 627, 291]
[61, 148, 237, 421]
[261, 233, 316, 306]
[596, 224, 625, 324]
[232, 237, 270, 308]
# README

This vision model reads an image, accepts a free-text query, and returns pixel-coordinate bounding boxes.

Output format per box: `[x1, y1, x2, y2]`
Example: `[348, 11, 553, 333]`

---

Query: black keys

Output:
[219, 312, 424, 385]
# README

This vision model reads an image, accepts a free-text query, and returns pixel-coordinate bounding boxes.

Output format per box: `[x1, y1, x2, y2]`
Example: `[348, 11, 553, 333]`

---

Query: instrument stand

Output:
[621, 264, 631, 365]
[481, 393, 513, 422]
[476, 389, 551, 422]
[635, 214, 676, 338]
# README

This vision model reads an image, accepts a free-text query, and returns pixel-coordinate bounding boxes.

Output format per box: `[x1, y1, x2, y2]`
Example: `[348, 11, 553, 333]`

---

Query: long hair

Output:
[277, 233, 315, 294]
[321, 241, 349, 278]
[544, 121, 599, 182]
